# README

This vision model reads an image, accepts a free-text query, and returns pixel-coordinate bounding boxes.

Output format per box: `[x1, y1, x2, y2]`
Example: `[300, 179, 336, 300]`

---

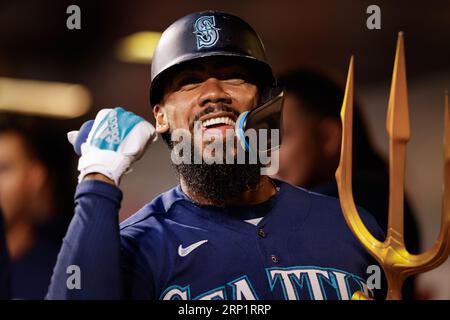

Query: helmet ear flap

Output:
[260, 84, 282, 105]
[236, 90, 285, 153]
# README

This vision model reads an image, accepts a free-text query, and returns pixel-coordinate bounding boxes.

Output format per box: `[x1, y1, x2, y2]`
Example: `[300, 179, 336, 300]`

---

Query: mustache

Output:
[189, 103, 240, 131]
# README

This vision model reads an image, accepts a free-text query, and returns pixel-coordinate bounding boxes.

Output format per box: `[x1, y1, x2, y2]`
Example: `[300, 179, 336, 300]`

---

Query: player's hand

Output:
[67, 107, 157, 185]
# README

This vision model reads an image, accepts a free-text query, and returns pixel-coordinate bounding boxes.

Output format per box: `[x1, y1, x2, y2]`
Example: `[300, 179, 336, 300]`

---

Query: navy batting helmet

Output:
[149, 10, 277, 106]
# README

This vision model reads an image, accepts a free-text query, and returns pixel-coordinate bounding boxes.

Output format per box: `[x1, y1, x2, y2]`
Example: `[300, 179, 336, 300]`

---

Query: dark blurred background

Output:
[0, 0, 449, 298]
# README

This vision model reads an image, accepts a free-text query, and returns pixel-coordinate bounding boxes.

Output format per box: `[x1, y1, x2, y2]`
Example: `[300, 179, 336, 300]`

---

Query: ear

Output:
[319, 119, 342, 158]
[153, 104, 170, 134]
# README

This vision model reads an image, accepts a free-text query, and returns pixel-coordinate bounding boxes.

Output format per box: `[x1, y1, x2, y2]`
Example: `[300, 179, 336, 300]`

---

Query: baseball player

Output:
[46, 11, 384, 300]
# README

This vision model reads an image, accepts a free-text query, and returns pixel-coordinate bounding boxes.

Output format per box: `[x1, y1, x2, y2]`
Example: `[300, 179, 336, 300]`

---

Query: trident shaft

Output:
[335, 32, 450, 300]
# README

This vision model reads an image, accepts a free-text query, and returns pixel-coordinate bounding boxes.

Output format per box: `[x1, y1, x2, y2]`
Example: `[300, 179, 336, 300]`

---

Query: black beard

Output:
[174, 161, 262, 207]
[165, 132, 263, 207]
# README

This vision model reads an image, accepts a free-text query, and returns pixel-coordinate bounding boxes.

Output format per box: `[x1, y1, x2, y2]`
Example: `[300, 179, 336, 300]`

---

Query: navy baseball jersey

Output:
[47, 179, 384, 300]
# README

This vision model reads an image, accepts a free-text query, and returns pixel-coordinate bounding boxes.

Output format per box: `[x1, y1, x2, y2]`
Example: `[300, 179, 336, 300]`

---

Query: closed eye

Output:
[221, 72, 253, 85]
[223, 78, 246, 85]
[176, 76, 203, 89]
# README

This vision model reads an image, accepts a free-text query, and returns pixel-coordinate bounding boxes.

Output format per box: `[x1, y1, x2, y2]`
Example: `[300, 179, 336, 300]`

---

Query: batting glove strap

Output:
[78, 149, 131, 185]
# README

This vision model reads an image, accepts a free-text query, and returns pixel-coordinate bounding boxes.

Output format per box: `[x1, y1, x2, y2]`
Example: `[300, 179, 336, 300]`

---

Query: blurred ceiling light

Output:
[0, 77, 91, 118]
[116, 31, 162, 64]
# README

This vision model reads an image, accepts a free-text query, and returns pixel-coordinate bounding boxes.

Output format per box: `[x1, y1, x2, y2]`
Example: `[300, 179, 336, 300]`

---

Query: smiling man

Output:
[47, 11, 384, 300]
[155, 56, 270, 206]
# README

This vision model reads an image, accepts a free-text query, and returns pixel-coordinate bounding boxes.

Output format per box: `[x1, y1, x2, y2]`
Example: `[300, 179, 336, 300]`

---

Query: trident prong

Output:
[335, 33, 450, 300]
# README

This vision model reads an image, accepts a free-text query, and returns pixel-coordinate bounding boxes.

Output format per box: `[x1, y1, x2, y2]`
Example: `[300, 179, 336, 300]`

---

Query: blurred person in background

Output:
[275, 69, 421, 299]
[0, 113, 76, 299]
[0, 214, 10, 299]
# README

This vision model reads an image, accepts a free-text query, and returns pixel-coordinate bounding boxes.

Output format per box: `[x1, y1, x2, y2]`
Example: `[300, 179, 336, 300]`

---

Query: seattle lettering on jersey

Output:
[160, 266, 372, 300]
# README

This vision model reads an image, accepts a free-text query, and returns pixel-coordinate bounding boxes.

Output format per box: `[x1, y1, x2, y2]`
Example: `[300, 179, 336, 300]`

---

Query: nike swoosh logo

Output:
[178, 240, 208, 257]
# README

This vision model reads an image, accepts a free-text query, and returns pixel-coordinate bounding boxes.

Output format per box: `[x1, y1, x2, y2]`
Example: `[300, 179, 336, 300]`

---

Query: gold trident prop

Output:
[336, 32, 450, 300]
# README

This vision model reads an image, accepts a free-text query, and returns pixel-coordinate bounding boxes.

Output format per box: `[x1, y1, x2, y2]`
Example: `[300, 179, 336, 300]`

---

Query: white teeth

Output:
[202, 116, 236, 128]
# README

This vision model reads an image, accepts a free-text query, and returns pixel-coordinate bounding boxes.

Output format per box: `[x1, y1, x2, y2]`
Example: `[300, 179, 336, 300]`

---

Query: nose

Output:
[197, 78, 232, 107]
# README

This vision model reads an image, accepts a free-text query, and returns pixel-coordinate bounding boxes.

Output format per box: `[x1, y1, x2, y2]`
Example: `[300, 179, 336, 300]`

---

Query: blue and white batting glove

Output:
[67, 107, 157, 185]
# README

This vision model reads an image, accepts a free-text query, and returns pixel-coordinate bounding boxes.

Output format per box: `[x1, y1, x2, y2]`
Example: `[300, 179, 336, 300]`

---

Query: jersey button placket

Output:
[271, 254, 279, 264]
[255, 225, 279, 264]
[258, 228, 266, 238]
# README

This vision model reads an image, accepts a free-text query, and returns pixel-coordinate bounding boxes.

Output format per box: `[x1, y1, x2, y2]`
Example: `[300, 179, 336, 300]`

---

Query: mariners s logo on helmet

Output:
[193, 16, 220, 49]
